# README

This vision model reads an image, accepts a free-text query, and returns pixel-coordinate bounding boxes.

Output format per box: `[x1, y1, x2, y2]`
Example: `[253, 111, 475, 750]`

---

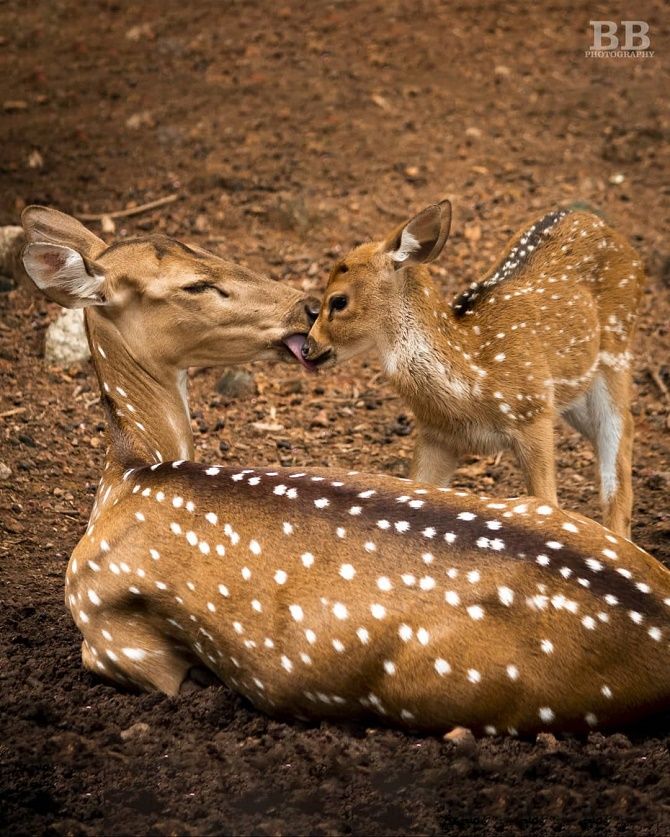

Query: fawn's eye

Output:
[329, 295, 348, 314]
[338, 264, 349, 274]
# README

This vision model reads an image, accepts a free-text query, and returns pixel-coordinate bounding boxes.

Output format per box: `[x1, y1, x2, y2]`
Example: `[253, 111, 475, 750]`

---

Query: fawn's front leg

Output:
[410, 427, 459, 487]
[511, 416, 558, 506]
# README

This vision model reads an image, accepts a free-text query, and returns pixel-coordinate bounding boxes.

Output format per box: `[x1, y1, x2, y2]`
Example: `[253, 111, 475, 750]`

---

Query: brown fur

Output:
[22, 207, 669, 738]
[305, 203, 644, 536]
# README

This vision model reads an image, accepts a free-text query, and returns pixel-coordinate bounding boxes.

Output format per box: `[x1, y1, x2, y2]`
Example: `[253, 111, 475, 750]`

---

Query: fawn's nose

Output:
[300, 334, 332, 365]
[304, 297, 320, 326]
[301, 336, 313, 359]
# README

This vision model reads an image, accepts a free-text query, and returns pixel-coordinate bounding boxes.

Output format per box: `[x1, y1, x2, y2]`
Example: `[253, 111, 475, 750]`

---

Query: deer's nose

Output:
[304, 297, 320, 326]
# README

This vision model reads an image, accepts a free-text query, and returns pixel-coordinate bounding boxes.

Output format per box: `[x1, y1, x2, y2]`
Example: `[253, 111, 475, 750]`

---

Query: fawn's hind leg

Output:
[563, 371, 633, 538]
[589, 370, 634, 538]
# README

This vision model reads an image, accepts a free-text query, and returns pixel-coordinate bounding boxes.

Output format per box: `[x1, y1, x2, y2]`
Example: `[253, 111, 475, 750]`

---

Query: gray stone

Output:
[44, 308, 91, 366]
[215, 369, 257, 399]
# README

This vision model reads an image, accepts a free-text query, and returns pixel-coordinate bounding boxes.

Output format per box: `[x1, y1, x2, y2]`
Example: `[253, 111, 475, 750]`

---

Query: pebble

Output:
[536, 732, 560, 751]
[215, 369, 257, 398]
[444, 726, 476, 753]
[0, 462, 11, 480]
[120, 722, 150, 741]
[310, 410, 330, 428]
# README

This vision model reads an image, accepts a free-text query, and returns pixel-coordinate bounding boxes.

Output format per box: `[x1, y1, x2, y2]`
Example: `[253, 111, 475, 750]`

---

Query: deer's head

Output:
[21, 206, 319, 369]
[303, 200, 452, 367]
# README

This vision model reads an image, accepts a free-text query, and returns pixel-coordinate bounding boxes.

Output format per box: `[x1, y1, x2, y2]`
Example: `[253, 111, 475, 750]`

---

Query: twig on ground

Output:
[76, 194, 178, 221]
[0, 407, 26, 419]
[372, 198, 407, 220]
[646, 365, 670, 404]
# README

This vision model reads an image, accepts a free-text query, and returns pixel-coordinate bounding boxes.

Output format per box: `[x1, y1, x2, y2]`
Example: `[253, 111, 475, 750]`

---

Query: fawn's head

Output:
[304, 200, 452, 367]
[21, 206, 320, 369]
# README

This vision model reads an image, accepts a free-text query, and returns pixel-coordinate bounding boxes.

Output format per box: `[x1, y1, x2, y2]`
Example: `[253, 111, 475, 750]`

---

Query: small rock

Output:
[0, 462, 11, 480]
[494, 65, 511, 77]
[3, 99, 28, 111]
[444, 726, 476, 752]
[536, 732, 559, 751]
[125, 110, 155, 130]
[267, 193, 310, 232]
[371, 93, 393, 112]
[465, 126, 482, 140]
[125, 23, 154, 41]
[100, 215, 116, 234]
[194, 214, 209, 232]
[215, 369, 257, 398]
[609, 173, 626, 185]
[252, 421, 285, 433]
[404, 165, 420, 179]
[310, 410, 329, 428]
[0, 225, 25, 287]
[27, 149, 44, 169]
[281, 378, 303, 395]
[45, 308, 91, 366]
[464, 223, 482, 244]
[120, 722, 150, 741]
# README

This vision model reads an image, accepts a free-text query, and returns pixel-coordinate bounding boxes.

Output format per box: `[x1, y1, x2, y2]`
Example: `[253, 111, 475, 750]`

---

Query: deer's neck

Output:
[85, 311, 194, 472]
[377, 266, 483, 410]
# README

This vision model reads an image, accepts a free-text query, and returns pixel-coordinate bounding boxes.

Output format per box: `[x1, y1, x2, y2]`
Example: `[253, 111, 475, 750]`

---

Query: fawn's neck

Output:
[85, 310, 194, 474]
[377, 266, 483, 408]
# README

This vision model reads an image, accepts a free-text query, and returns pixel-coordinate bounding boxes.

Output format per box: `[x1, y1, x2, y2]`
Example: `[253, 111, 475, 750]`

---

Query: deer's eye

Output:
[329, 295, 348, 314]
[338, 264, 349, 274]
[183, 282, 228, 298]
[183, 282, 209, 294]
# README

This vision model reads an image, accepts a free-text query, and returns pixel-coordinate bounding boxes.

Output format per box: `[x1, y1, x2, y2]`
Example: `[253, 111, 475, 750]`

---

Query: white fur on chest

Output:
[380, 311, 470, 402]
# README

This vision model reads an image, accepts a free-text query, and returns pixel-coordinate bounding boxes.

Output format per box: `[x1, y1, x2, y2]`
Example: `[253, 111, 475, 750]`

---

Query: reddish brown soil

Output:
[1, 1, 670, 834]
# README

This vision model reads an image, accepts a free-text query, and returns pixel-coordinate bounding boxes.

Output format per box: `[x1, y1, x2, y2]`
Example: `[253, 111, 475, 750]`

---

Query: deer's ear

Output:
[22, 243, 107, 308]
[21, 205, 106, 259]
[382, 199, 452, 268]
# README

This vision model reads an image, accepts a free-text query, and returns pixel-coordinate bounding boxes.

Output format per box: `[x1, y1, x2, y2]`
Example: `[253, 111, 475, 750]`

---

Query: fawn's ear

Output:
[22, 242, 106, 308]
[21, 205, 106, 259]
[382, 199, 452, 268]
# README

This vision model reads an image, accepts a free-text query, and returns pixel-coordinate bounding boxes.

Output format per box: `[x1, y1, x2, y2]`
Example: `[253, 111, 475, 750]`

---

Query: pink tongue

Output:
[283, 334, 310, 367]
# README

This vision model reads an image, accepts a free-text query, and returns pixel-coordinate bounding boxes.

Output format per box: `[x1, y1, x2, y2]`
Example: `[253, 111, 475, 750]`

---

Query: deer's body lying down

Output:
[22, 206, 670, 737]
[69, 460, 670, 736]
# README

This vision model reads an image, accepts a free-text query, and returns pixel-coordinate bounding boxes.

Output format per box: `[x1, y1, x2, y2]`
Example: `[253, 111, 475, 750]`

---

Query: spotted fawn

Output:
[304, 201, 644, 537]
[21, 206, 668, 737]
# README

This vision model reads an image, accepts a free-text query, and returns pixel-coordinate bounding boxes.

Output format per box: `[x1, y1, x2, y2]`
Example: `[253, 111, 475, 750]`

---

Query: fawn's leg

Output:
[586, 371, 634, 538]
[410, 427, 459, 487]
[512, 416, 558, 505]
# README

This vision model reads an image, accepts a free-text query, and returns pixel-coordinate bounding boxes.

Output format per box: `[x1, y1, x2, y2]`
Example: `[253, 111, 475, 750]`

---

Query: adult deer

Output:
[22, 207, 668, 737]
[303, 202, 644, 537]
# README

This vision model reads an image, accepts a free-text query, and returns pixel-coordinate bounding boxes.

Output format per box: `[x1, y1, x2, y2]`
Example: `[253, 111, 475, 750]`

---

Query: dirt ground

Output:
[1, 1, 670, 834]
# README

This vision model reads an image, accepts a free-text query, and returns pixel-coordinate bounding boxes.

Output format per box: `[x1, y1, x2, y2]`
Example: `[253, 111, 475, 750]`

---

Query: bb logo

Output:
[587, 21, 654, 58]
